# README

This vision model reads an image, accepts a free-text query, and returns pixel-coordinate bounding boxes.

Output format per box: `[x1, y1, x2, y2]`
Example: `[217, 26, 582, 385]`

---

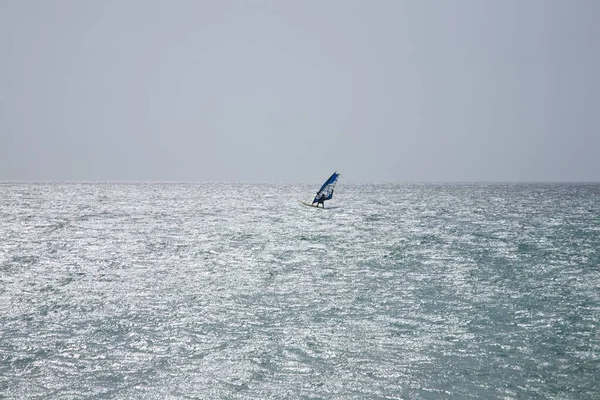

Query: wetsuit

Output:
[317, 194, 326, 208]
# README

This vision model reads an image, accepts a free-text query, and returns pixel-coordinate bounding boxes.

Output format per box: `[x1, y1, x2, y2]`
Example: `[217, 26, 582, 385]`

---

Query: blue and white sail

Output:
[313, 172, 340, 203]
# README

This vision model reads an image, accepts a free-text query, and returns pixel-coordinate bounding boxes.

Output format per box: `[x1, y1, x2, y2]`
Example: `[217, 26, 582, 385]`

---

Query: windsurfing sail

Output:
[313, 172, 340, 203]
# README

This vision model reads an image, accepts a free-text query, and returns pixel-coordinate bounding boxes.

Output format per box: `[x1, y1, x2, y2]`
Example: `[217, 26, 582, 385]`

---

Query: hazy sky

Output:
[1, 0, 599, 182]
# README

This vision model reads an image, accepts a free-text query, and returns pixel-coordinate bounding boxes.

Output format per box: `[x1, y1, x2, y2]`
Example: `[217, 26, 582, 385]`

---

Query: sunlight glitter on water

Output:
[1, 183, 599, 399]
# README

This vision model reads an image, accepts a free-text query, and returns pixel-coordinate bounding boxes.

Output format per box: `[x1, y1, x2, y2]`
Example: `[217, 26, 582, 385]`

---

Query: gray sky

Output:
[1, 0, 599, 182]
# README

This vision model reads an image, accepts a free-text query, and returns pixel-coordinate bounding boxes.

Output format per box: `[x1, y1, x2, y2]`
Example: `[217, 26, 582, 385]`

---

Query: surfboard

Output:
[299, 200, 325, 209]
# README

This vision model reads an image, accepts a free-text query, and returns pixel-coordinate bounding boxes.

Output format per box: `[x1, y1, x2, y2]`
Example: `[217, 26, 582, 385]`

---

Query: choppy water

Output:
[1, 183, 599, 399]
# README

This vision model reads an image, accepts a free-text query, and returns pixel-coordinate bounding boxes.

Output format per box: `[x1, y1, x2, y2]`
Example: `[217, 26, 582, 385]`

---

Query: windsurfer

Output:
[307, 172, 339, 209]
[313, 193, 326, 208]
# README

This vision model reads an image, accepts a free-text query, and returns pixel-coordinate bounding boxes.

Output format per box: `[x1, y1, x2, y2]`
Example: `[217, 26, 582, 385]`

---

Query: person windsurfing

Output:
[306, 171, 339, 209]
[313, 192, 327, 208]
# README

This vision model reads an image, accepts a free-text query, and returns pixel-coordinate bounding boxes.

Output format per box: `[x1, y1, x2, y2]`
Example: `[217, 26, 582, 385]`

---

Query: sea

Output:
[1, 182, 599, 399]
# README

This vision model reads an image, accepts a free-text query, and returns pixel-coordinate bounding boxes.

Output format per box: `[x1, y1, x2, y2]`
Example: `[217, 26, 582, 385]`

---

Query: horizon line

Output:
[1, 179, 599, 185]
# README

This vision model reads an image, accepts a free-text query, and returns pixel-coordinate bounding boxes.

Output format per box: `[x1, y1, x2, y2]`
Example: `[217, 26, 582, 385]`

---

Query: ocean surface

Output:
[1, 182, 599, 399]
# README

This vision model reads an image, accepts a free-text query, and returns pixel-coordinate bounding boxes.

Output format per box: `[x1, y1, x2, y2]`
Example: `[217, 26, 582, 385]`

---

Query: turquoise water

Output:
[1, 183, 599, 399]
